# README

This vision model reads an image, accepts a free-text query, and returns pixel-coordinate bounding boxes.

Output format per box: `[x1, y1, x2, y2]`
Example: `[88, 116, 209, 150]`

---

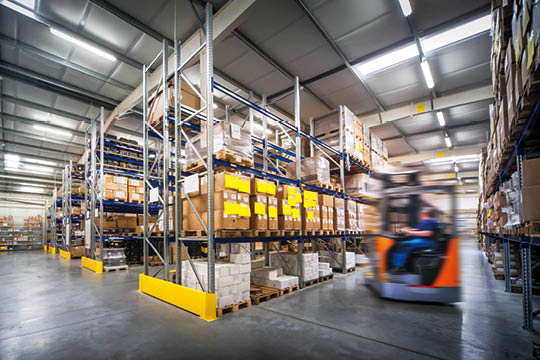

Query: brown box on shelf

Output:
[128, 191, 142, 203]
[128, 179, 142, 187]
[267, 196, 278, 230]
[522, 185, 540, 221]
[522, 158, 540, 186]
[201, 172, 251, 194]
[279, 215, 293, 229]
[104, 189, 126, 201]
[183, 210, 237, 231]
[70, 246, 85, 258]
[170, 242, 188, 263]
[319, 194, 334, 207]
[250, 195, 268, 230]
[251, 178, 276, 196]
[117, 216, 137, 228]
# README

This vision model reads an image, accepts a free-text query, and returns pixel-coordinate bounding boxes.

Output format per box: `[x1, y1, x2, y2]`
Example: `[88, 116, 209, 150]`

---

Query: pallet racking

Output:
[478, 92, 540, 331]
[135, 3, 377, 320]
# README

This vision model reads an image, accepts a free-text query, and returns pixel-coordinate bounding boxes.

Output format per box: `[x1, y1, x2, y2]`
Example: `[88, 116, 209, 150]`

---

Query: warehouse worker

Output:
[391, 208, 440, 269]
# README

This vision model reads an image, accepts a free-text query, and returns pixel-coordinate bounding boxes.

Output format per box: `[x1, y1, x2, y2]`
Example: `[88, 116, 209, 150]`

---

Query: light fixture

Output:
[436, 112, 445, 127]
[23, 164, 53, 173]
[424, 154, 480, 166]
[444, 136, 452, 148]
[33, 125, 72, 137]
[212, 103, 218, 109]
[4, 153, 20, 169]
[355, 44, 419, 75]
[454, 164, 459, 173]
[420, 58, 435, 89]
[50, 28, 116, 62]
[19, 186, 44, 193]
[457, 177, 463, 186]
[421, 15, 491, 53]
[398, 0, 412, 16]
[463, 178, 477, 184]
[2, 0, 37, 20]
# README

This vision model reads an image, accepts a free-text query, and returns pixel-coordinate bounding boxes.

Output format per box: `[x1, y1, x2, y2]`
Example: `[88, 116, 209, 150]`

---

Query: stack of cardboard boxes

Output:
[250, 178, 278, 231]
[302, 190, 320, 231]
[345, 199, 358, 231]
[251, 259, 299, 289]
[521, 158, 540, 223]
[334, 198, 346, 231]
[319, 194, 334, 231]
[270, 252, 319, 282]
[277, 184, 302, 230]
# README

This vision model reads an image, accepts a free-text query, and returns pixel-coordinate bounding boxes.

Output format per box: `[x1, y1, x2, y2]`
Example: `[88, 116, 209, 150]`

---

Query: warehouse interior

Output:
[0, 0, 537, 358]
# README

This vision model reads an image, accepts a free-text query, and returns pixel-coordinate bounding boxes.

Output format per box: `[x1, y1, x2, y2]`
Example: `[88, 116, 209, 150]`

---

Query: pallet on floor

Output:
[250, 285, 280, 305]
[318, 273, 334, 282]
[303, 278, 319, 287]
[216, 299, 251, 317]
[103, 265, 128, 272]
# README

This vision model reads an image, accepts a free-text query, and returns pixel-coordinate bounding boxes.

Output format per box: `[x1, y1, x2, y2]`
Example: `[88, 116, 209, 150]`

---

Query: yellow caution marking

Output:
[43, 245, 48, 252]
[48, 246, 57, 254]
[59, 249, 71, 260]
[139, 274, 217, 322]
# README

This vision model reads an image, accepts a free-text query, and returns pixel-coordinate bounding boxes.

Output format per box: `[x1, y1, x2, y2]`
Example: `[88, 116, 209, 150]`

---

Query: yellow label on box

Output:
[266, 183, 276, 195]
[282, 204, 292, 215]
[238, 179, 250, 193]
[254, 202, 266, 216]
[307, 211, 314, 220]
[225, 174, 238, 190]
[292, 208, 300, 219]
[224, 201, 237, 215]
[268, 207, 277, 219]
[304, 191, 317, 208]
[438, 151, 444, 158]
[256, 180, 265, 193]
[416, 103, 425, 113]
[237, 204, 251, 217]
[488, 209, 491, 217]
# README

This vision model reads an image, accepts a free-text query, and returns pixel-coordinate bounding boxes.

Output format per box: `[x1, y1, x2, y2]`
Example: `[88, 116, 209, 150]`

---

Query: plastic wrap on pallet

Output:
[185, 121, 253, 168]
[284, 156, 331, 186]
[344, 173, 381, 197]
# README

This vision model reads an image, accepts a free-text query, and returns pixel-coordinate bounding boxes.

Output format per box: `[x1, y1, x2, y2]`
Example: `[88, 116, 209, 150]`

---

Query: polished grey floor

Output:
[0, 237, 535, 359]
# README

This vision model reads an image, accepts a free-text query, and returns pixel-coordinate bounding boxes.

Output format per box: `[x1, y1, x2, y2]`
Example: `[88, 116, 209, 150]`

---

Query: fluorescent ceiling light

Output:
[444, 136, 452, 148]
[420, 59, 434, 88]
[12, 0, 35, 9]
[454, 164, 459, 173]
[421, 15, 491, 53]
[50, 28, 116, 62]
[4, 153, 20, 169]
[212, 103, 218, 109]
[398, 0, 412, 16]
[33, 125, 72, 137]
[424, 154, 480, 166]
[2, 0, 37, 20]
[463, 178, 477, 184]
[436, 112, 445, 127]
[19, 186, 44, 193]
[355, 43, 419, 75]
[23, 164, 53, 173]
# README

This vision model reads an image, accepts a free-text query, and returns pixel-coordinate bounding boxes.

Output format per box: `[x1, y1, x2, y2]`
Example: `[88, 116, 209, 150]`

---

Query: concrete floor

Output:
[0, 236, 535, 359]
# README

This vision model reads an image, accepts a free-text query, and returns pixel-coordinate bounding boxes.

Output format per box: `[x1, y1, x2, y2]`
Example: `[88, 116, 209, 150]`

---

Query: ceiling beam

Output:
[360, 85, 492, 127]
[102, 0, 258, 134]
[0, 187, 52, 196]
[0, 0, 143, 69]
[381, 119, 489, 141]
[1, 128, 85, 149]
[294, 0, 385, 112]
[0, 173, 58, 184]
[0, 62, 118, 110]
[0, 33, 134, 91]
[2, 113, 86, 137]
[389, 146, 484, 164]
[0, 149, 72, 166]
[391, 121, 417, 154]
[1, 94, 91, 123]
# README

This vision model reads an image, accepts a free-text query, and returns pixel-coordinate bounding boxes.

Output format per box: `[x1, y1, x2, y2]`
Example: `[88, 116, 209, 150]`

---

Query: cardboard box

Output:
[202, 172, 250, 194]
[170, 242, 188, 263]
[522, 185, 540, 221]
[184, 210, 237, 231]
[70, 246, 85, 258]
[128, 179, 142, 187]
[251, 178, 276, 196]
[522, 158, 540, 186]
[183, 190, 239, 214]
[276, 185, 302, 207]
[250, 195, 267, 230]
[117, 216, 137, 228]
[279, 215, 293, 229]
[129, 191, 142, 203]
[319, 194, 334, 207]
[267, 196, 278, 229]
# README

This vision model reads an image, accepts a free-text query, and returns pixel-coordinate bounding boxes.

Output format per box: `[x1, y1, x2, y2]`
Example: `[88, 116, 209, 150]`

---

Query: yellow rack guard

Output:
[59, 249, 71, 260]
[43, 245, 48, 252]
[48, 246, 57, 254]
[139, 274, 217, 322]
[81, 256, 103, 273]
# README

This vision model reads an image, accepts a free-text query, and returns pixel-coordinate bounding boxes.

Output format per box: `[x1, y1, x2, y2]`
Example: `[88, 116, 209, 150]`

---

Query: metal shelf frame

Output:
[138, 3, 375, 298]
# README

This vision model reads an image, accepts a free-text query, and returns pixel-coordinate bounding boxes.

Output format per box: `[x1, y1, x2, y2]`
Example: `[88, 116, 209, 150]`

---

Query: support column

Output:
[522, 239, 533, 331]
[294, 76, 304, 287]
[162, 39, 170, 280]
[504, 239, 511, 293]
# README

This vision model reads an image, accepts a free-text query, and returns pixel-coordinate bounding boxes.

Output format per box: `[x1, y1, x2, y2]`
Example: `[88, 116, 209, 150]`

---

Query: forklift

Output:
[364, 172, 461, 303]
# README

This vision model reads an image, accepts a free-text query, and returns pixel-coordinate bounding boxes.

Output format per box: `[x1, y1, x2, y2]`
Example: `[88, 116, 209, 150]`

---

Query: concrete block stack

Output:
[318, 262, 333, 277]
[270, 252, 319, 282]
[180, 259, 251, 308]
[319, 251, 355, 270]
[251, 265, 299, 289]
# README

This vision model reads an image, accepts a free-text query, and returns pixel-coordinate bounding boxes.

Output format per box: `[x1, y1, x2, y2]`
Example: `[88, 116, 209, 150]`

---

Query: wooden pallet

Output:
[279, 284, 300, 296]
[280, 230, 301, 236]
[493, 273, 505, 280]
[525, 222, 540, 237]
[103, 265, 128, 272]
[345, 267, 356, 273]
[216, 299, 251, 317]
[215, 230, 253, 238]
[306, 181, 333, 191]
[183, 150, 253, 173]
[253, 230, 281, 237]
[303, 278, 319, 287]
[250, 286, 280, 305]
[318, 273, 334, 282]
[302, 230, 324, 236]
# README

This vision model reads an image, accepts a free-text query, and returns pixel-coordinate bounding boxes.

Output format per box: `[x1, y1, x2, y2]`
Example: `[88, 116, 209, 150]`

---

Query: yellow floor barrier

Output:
[81, 256, 103, 273]
[139, 274, 217, 322]
[43, 245, 48, 252]
[48, 246, 56, 254]
[59, 249, 71, 260]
